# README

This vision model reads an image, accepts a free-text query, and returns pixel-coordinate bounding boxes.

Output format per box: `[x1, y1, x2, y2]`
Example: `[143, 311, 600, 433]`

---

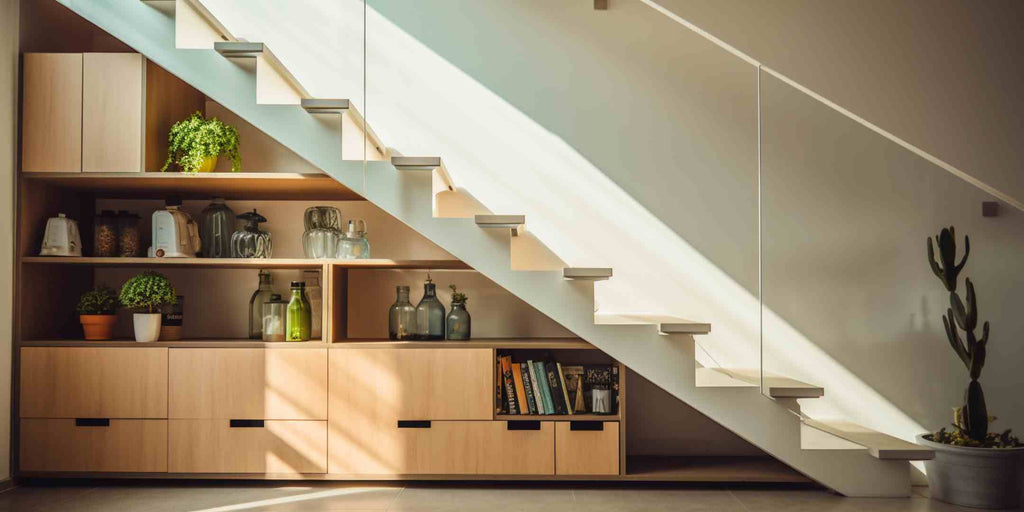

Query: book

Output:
[544, 361, 568, 415]
[533, 361, 554, 415]
[495, 358, 506, 414]
[556, 363, 572, 415]
[561, 365, 586, 414]
[500, 356, 520, 415]
[527, 360, 547, 415]
[519, 362, 538, 415]
[511, 363, 529, 415]
[584, 364, 617, 414]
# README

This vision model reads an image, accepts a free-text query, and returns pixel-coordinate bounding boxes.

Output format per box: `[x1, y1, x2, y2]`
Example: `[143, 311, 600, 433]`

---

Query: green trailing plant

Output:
[926, 226, 1019, 448]
[160, 111, 241, 173]
[449, 284, 467, 304]
[75, 286, 119, 315]
[119, 271, 177, 314]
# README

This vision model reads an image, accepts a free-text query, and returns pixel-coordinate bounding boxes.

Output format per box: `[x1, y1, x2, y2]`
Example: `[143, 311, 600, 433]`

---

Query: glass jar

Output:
[302, 228, 341, 259]
[303, 270, 323, 339]
[337, 219, 370, 259]
[415, 278, 446, 340]
[446, 301, 471, 340]
[94, 210, 118, 257]
[262, 294, 287, 342]
[117, 211, 141, 257]
[199, 198, 235, 258]
[286, 281, 311, 341]
[304, 206, 342, 231]
[248, 270, 275, 339]
[231, 209, 273, 258]
[388, 286, 417, 340]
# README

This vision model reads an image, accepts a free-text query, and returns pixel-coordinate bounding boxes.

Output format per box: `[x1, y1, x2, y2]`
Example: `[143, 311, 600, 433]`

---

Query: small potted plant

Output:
[918, 226, 1023, 509]
[120, 271, 177, 343]
[160, 111, 241, 173]
[446, 284, 471, 340]
[76, 286, 119, 340]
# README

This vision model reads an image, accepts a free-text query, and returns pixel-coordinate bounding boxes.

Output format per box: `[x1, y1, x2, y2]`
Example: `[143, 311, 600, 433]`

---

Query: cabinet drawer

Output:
[555, 421, 620, 475]
[329, 348, 492, 422]
[20, 347, 168, 418]
[169, 348, 327, 420]
[169, 419, 327, 474]
[20, 418, 167, 472]
[329, 420, 554, 475]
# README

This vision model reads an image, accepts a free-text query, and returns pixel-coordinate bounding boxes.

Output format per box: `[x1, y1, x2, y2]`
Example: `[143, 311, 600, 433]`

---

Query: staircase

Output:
[67, 0, 932, 496]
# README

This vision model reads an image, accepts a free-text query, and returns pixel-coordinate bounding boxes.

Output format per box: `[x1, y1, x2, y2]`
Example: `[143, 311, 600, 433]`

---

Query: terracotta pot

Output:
[80, 314, 116, 341]
[133, 313, 162, 343]
[196, 155, 218, 173]
[917, 433, 1024, 509]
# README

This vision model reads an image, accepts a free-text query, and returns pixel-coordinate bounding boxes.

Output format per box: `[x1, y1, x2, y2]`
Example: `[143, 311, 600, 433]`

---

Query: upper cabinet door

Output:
[82, 53, 145, 173]
[21, 53, 83, 172]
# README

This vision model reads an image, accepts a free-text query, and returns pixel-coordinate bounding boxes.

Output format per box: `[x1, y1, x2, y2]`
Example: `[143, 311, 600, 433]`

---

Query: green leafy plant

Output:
[119, 271, 177, 314]
[75, 286, 119, 315]
[926, 226, 1020, 448]
[449, 284, 468, 304]
[160, 111, 241, 173]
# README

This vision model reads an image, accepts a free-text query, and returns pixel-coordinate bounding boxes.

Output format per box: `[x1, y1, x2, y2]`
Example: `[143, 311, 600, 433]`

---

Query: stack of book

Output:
[495, 355, 618, 415]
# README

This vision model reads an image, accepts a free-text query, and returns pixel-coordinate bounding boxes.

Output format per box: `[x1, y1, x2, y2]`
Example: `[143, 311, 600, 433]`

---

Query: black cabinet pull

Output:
[229, 419, 265, 428]
[570, 420, 604, 431]
[397, 420, 431, 429]
[507, 420, 541, 431]
[75, 418, 110, 427]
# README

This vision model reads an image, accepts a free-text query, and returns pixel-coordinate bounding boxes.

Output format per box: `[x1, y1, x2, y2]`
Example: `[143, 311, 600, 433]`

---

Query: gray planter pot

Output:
[917, 433, 1024, 509]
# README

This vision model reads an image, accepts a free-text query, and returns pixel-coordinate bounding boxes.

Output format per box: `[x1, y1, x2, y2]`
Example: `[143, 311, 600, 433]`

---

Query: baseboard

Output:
[0, 478, 15, 494]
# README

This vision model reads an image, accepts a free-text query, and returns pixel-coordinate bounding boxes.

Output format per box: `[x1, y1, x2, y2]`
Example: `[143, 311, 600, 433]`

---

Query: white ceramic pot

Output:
[917, 433, 1024, 509]
[133, 313, 162, 343]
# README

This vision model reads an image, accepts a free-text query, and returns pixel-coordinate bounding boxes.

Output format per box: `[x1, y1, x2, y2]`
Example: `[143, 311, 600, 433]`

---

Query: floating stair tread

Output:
[802, 419, 934, 460]
[214, 41, 310, 98]
[392, 156, 442, 169]
[475, 214, 525, 227]
[563, 267, 613, 280]
[699, 368, 824, 398]
[301, 98, 350, 113]
[595, 313, 711, 335]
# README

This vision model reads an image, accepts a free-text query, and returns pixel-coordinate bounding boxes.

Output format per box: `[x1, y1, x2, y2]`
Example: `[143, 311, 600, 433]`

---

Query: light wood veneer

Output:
[555, 422, 620, 475]
[168, 419, 327, 473]
[20, 419, 167, 472]
[21, 53, 83, 172]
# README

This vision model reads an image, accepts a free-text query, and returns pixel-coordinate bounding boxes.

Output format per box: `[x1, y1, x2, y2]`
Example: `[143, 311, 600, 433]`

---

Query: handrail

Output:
[640, 0, 1023, 213]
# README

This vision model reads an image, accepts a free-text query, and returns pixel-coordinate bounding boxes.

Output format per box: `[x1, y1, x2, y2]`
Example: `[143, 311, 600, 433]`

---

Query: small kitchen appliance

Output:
[39, 213, 82, 257]
[149, 197, 200, 258]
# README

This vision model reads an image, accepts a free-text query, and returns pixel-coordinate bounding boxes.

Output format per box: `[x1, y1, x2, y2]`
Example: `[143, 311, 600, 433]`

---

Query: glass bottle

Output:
[248, 270, 275, 339]
[94, 210, 118, 257]
[286, 281, 311, 341]
[117, 211, 141, 257]
[337, 219, 370, 259]
[446, 300, 471, 340]
[388, 286, 417, 341]
[415, 277, 446, 341]
[231, 209, 273, 258]
[303, 270, 323, 339]
[199, 198, 235, 258]
[262, 294, 286, 342]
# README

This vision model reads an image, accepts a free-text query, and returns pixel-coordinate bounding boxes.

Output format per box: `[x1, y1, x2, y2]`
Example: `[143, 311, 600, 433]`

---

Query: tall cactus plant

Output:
[927, 226, 990, 442]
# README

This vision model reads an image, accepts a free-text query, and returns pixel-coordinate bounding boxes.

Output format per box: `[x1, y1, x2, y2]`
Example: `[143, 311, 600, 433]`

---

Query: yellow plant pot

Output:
[196, 155, 218, 173]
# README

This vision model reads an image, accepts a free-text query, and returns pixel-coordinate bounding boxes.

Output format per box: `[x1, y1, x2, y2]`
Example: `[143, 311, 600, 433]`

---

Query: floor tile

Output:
[0, 485, 97, 512]
[728, 489, 1011, 512]
[388, 485, 572, 512]
[573, 488, 745, 512]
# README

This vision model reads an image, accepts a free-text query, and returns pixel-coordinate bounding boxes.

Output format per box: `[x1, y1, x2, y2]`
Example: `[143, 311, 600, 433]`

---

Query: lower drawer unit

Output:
[555, 421, 620, 475]
[20, 418, 168, 473]
[169, 419, 328, 474]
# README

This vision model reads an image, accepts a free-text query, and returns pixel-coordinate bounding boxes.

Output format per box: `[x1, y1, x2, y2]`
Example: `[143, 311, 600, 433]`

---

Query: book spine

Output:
[526, 360, 546, 415]
[557, 362, 573, 416]
[612, 363, 620, 414]
[495, 358, 506, 414]
[535, 361, 554, 415]
[511, 363, 528, 415]
[545, 361, 568, 415]
[500, 356, 519, 415]
[520, 363, 538, 415]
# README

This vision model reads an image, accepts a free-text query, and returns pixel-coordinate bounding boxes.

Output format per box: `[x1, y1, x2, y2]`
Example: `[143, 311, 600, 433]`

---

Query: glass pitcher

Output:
[199, 198, 235, 258]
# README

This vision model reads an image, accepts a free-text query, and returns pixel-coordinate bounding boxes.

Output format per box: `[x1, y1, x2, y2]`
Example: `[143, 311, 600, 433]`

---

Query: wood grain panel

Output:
[22, 53, 83, 172]
[145, 60, 206, 172]
[19, 347, 168, 418]
[169, 348, 327, 420]
[20, 419, 167, 472]
[82, 53, 144, 172]
[555, 422, 620, 475]
[169, 419, 327, 473]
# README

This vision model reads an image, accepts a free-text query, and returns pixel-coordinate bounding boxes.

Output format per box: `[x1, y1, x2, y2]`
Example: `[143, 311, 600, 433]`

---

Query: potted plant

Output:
[918, 226, 1023, 509]
[119, 271, 177, 343]
[76, 286, 119, 340]
[160, 111, 241, 173]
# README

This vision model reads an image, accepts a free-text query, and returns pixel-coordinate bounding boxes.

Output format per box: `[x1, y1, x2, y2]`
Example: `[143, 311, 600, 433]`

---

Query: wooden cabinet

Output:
[555, 421, 620, 475]
[21, 53, 83, 172]
[169, 419, 327, 474]
[20, 418, 167, 472]
[20, 347, 168, 419]
[169, 348, 327, 420]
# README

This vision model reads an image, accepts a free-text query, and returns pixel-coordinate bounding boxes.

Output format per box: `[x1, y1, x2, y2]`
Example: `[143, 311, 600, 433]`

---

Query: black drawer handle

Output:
[230, 419, 265, 428]
[570, 420, 604, 431]
[75, 418, 110, 427]
[397, 420, 431, 429]
[507, 420, 541, 431]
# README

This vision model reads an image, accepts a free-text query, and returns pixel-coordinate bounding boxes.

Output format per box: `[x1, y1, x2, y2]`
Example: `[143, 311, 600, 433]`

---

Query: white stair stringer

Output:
[72, 0, 913, 497]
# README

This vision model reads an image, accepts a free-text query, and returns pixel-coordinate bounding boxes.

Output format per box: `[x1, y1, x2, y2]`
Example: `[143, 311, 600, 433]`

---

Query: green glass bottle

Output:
[286, 281, 311, 341]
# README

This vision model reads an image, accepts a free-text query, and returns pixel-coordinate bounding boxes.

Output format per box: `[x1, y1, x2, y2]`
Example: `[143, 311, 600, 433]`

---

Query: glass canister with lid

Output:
[337, 219, 370, 259]
[199, 198, 236, 258]
[94, 210, 118, 257]
[231, 209, 273, 258]
[302, 206, 343, 259]
[262, 294, 287, 342]
[117, 210, 142, 257]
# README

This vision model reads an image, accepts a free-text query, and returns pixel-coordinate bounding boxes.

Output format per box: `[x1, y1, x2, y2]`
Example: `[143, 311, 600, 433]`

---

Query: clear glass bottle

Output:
[199, 198, 235, 258]
[248, 270, 275, 339]
[337, 219, 370, 259]
[286, 281, 311, 341]
[388, 286, 417, 341]
[94, 210, 118, 257]
[415, 277, 446, 341]
[303, 270, 323, 339]
[446, 300, 471, 340]
[231, 209, 272, 258]
[262, 294, 286, 342]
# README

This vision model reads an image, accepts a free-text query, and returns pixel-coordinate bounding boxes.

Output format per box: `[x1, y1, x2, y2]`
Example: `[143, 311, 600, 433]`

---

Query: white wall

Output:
[0, 0, 18, 483]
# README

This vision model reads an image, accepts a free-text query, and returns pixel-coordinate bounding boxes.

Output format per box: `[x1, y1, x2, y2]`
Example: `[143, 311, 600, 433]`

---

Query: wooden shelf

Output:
[20, 339, 328, 348]
[495, 414, 618, 421]
[20, 171, 360, 200]
[624, 456, 811, 483]
[331, 338, 594, 349]
[22, 257, 470, 270]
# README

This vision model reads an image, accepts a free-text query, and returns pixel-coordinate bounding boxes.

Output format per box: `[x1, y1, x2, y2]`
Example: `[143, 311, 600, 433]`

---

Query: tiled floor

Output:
[0, 482, 1017, 512]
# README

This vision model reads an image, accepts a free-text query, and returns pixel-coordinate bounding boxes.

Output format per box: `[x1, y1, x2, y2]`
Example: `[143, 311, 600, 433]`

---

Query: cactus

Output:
[928, 226, 989, 442]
